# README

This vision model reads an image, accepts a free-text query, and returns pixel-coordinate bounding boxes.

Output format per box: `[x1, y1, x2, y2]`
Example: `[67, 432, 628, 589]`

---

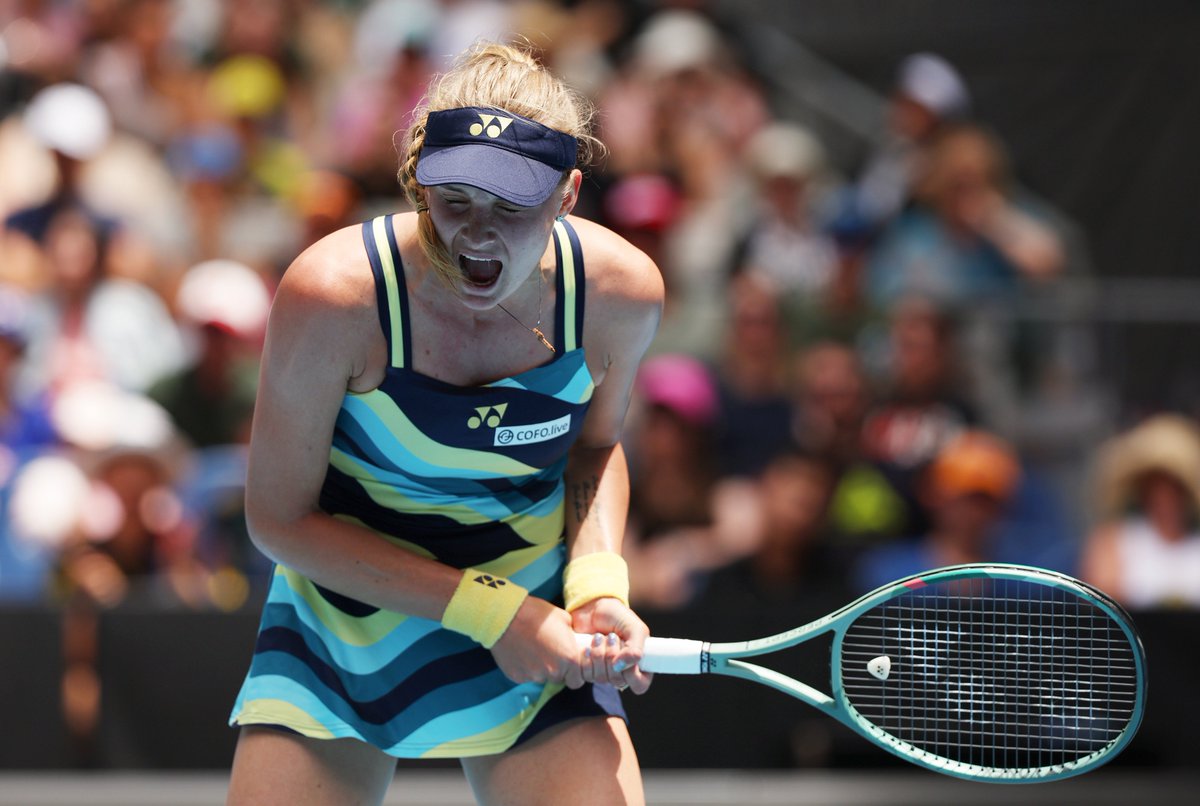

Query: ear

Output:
[556, 169, 583, 219]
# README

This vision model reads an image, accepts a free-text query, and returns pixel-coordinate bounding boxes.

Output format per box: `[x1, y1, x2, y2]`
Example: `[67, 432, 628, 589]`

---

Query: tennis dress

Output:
[230, 216, 623, 758]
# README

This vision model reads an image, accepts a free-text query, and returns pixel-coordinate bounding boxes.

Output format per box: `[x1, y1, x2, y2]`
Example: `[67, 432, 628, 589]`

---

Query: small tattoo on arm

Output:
[571, 474, 601, 524]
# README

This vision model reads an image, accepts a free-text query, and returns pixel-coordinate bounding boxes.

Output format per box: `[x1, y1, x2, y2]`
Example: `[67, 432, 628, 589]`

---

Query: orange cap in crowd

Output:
[929, 430, 1021, 501]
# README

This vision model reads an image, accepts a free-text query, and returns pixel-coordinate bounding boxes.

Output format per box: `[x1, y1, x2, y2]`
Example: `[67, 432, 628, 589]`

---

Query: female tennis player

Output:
[226, 43, 663, 805]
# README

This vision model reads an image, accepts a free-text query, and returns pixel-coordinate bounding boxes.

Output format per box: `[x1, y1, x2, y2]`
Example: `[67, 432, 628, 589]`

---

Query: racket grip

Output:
[574, 634, 706, 674]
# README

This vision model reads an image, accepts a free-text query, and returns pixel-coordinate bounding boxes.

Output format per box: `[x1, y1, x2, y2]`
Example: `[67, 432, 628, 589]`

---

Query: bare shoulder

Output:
[276, 224, 373, 315]
[270, 223, 382, 349]
[569, 217, 664, 311]
[266, 223, 382, 382]
[568, 216, 663, 380]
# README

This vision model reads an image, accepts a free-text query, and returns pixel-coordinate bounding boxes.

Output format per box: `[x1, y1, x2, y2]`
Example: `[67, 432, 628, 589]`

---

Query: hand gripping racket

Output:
[612, 564, 1147, 782]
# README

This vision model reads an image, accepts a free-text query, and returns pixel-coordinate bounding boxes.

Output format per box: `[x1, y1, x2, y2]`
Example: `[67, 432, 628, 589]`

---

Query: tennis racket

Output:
[593, 563, 1147, 782]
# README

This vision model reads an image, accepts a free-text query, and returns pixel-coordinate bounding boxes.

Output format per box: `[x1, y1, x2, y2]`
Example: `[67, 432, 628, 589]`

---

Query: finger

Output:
[564, 657, 585, 690]
[586, 632, 606, 683]
[602, 632, 621, 685]
[610, 629, 645, 680]
[611, 651, 648, 693]
[625, 666, 653, 695]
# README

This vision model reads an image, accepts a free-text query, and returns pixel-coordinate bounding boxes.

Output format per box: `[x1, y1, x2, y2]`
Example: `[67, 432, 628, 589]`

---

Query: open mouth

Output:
[459, 254, 503, 288]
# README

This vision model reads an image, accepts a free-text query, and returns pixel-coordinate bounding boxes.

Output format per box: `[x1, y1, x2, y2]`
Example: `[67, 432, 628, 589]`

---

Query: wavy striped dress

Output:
[230, 216, 622, 757]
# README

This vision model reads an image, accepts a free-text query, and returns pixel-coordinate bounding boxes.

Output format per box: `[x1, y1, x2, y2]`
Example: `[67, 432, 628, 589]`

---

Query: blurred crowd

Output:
[1, 0, 1198, 649]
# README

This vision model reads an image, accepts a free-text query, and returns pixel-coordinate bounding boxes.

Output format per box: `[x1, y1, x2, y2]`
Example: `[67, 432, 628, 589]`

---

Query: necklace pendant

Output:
[532, 327, 556, 353]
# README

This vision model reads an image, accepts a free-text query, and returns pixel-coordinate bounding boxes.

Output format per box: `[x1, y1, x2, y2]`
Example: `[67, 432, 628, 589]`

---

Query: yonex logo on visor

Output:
[416, 106, 578, 206]
[470, 113, 513, 138]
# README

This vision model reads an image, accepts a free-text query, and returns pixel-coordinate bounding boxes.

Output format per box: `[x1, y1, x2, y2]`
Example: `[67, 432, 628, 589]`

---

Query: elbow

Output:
[243, 504, 291, 566]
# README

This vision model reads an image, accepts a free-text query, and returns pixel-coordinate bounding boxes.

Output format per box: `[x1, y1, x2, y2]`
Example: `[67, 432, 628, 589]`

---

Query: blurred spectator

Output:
[860, 295, 976, 532]
[530, 0, 630, 100]
[600, 172, 681, 278]
[852, 429, 1022, 591]
[4, 82, 118, 246]
[19, 207, 187, 398]
[176, 50, 306, 265]
[724, 449, 843, 601]
[22, 382, 214, 763]
[625, 353, 724, 608]
[732, 122, 838, 307]
[792, 340, 910, 546]
[614, 7, 769, 359]
[1081, 414, 1200, 609]
[0, 284, 57, 451]
[642, 448, 847, 614]
[712, 274, 793, 478]
[0, 284, 60, 601]
[149, 259, 267, 448]
[850, 52, 970, 230]
[338, 2, 437, 198]
[865, 122, 1065, 310]
[626, 353, 719, 542]
[791, 340, 869, 467]
[289, 167, 364, 248]
[81, 0, 192, 146]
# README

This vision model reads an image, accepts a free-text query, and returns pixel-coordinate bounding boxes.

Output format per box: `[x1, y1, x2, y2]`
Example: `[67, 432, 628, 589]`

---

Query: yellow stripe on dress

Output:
[332, 450, 566, 545]
[277, 565, 414, 646]
[234, 698, 337, 737]
[419, 683, 563, 758]
[553, 220, 577, 353]
[372, 216, 406, 368]
[345, 392, 540, 478]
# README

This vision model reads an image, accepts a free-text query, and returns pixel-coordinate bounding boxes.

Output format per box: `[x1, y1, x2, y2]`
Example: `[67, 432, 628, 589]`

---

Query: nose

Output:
[462, 205, 497, 243]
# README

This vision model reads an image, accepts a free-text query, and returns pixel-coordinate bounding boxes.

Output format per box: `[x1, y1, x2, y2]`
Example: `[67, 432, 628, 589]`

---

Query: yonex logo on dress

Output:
[467, 404, 508, 429]
[469, 113, 513, 138]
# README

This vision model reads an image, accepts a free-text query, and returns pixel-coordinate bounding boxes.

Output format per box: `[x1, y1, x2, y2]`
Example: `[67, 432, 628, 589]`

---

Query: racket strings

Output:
[839, 577, 1140, 775]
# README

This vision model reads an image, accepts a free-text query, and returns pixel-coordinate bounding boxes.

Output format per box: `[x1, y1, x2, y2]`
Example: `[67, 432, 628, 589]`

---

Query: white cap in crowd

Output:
[896, 52, 970, 119]
[23, 82, 113, 160]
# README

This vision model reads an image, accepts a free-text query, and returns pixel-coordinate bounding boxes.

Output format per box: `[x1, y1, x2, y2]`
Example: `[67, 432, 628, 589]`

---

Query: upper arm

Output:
[245, 234, 376, 543]
[575, 225, 664, 449]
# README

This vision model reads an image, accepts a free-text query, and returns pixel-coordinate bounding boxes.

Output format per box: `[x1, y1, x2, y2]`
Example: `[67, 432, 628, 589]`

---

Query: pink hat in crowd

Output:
[636, 353, 719, 427]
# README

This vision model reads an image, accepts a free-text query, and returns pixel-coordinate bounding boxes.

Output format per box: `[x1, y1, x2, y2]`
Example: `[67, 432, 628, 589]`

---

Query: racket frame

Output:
[646, 563, 1147, 783]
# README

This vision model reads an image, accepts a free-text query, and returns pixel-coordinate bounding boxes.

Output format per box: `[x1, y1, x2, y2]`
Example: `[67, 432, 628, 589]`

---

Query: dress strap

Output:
[360, 214, 412, 369]
[551, 218, 586, 354]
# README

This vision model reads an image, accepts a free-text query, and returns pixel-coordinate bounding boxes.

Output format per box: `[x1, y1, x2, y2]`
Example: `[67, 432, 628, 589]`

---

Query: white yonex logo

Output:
[494, 414, 572, 447]
[469, 113, 513, 138]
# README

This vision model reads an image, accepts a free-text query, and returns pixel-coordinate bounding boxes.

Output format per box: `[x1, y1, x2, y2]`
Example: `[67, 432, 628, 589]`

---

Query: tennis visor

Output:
[415, 106, 578, 207]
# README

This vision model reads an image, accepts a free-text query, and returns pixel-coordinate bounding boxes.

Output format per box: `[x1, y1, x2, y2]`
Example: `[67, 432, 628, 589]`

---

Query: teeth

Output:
[459, 253, 502, 285]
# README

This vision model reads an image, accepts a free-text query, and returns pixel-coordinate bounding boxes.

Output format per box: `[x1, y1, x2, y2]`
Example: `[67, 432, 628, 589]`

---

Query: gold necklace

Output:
[496, 268, 555, 353]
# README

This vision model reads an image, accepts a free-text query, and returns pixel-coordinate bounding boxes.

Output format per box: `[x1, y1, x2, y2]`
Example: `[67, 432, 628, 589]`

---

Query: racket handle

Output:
[574, 634, 706, 674]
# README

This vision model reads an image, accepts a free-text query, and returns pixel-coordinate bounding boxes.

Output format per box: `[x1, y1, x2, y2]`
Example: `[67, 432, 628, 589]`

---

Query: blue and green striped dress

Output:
[230, 216, 621, 758]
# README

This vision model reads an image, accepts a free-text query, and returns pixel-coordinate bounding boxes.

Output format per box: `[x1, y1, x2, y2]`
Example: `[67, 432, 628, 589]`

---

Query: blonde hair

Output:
[398, 42, 602, 285]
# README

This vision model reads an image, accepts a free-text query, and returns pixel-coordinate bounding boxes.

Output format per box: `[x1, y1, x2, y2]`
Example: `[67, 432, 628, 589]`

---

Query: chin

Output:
[455, 279, 503, 308]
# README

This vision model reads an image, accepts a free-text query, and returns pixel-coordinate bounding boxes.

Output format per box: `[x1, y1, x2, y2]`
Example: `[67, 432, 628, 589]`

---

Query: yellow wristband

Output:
[441, 570, 528, 649]
[562, 551, 629, 612]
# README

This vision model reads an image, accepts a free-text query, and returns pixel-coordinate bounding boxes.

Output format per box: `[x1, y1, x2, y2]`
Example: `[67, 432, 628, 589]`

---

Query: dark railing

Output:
[0, 601, 1191, 772]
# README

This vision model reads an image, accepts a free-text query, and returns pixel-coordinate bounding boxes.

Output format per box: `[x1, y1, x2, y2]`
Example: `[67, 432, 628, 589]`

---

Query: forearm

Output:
[563, 441, 630, 559]
[979, 204, 1065, 279]
[248, 508, 462, 621]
